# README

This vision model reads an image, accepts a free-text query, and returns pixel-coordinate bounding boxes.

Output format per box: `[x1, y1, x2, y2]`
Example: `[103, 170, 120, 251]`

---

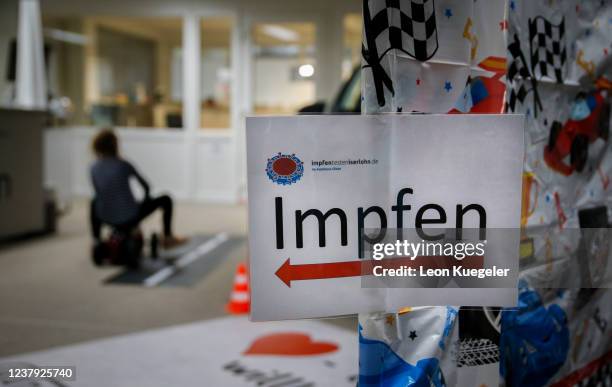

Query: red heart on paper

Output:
[243, 332, 338, 356]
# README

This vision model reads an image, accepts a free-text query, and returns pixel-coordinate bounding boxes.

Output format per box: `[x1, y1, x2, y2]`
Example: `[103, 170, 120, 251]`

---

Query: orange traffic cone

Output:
[226, 263, 250, 314]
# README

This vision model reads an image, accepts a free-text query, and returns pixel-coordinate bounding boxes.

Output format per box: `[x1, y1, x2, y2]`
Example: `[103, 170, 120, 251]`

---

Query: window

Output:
[43, 16, 182, 128]
[342, 13, 362, 81]
[42, 16, 87, 126]
[200, 17, 232, 130]
[252, 22, 316, 115]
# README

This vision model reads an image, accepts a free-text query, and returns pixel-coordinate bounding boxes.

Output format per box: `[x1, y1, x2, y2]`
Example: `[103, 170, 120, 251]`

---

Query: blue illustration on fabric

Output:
[438, 306, 457, 350]
[359, 326, 445, 387]
[499, 280, 570, 387]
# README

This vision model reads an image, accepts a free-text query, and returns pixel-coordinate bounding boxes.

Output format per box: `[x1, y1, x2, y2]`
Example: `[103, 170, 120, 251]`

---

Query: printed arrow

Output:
[275, 255, 484, 287]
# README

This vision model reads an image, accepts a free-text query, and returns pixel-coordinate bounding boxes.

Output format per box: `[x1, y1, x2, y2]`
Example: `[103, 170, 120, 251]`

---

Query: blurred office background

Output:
[0, 1, 362, 382]
[0, 0, 362, 206]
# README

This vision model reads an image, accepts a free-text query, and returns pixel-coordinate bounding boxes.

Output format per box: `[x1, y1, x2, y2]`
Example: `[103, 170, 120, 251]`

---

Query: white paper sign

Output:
[247, 115, 524, 321]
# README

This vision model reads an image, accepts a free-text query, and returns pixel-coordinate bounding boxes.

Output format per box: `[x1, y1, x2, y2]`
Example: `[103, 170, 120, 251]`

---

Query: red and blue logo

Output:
[266, 153, 304, 185]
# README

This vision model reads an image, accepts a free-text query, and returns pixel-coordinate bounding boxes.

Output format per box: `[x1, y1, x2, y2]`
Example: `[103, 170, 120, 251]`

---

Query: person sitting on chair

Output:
[90, 129, 185, 248]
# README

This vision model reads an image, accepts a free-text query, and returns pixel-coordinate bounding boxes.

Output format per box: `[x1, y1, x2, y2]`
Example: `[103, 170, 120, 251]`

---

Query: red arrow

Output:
[275, 255, 484, 287]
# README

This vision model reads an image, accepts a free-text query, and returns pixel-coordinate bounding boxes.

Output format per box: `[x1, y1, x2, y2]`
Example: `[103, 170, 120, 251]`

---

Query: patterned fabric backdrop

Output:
[359, 0, 612, 385]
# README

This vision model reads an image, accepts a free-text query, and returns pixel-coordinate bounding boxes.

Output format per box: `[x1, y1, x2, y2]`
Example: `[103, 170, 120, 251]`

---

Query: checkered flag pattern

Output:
[365, 0, 439, 62]
[528, 16, 567, 83]
[505, 33, 542, 115]
[505, 79, 529, 113]
[507, 34, 531, 83]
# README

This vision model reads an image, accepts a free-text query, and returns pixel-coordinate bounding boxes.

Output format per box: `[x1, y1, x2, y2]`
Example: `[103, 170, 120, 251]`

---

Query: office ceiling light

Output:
[298, 64, 314, 78]
[261, 25, 299, 42]
[44, 28, 88, 45]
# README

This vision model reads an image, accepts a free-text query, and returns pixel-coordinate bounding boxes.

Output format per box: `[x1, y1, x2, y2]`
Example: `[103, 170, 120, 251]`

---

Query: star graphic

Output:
[444, 8, 452, 18]
[500, 19, 508, 30]
[444, 81, 452, 92]
[409, 331, 418, 340]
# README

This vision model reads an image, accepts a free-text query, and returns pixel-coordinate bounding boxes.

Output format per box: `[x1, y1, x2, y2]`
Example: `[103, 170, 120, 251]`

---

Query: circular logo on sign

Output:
[266, 153, 304, 185]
